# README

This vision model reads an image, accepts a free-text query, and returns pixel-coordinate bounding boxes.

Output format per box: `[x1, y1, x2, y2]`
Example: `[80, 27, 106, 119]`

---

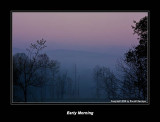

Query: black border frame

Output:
[10, 10, 150, 105]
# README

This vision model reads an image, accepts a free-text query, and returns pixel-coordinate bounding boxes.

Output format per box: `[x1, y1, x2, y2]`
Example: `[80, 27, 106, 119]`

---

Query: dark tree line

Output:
[120, 16, 148, 100]
[93, 65, 119, 100]
[93, 16, 148, 101]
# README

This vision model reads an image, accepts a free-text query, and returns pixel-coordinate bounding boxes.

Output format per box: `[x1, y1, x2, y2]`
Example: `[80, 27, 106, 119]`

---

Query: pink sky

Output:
[12, 12, 148, 52]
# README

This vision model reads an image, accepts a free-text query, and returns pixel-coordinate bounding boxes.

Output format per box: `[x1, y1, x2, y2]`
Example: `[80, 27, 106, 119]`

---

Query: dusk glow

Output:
[12, 12, 147, 52]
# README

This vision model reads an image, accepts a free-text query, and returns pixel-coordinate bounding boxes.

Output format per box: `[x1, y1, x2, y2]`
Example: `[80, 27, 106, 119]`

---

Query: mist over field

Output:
[13, 46, 128, 99]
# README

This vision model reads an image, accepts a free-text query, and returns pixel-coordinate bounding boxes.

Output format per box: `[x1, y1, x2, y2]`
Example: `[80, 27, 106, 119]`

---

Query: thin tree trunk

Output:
[24, 87, 27, 102]
[24, 72, 27, 102]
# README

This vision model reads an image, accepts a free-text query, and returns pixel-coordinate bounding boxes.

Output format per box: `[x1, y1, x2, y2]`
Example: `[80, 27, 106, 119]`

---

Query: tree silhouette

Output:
[93, 66, 119, 100]
[119, 16, 148, 100]
[13, 39, 59, 102]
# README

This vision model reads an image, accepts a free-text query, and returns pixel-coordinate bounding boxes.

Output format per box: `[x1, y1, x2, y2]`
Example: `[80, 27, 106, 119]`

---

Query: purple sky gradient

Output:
[12, 12, 147, 52]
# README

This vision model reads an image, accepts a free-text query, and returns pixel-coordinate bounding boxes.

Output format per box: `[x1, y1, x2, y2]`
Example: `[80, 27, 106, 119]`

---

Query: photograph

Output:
[11, 11, 149, 104]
